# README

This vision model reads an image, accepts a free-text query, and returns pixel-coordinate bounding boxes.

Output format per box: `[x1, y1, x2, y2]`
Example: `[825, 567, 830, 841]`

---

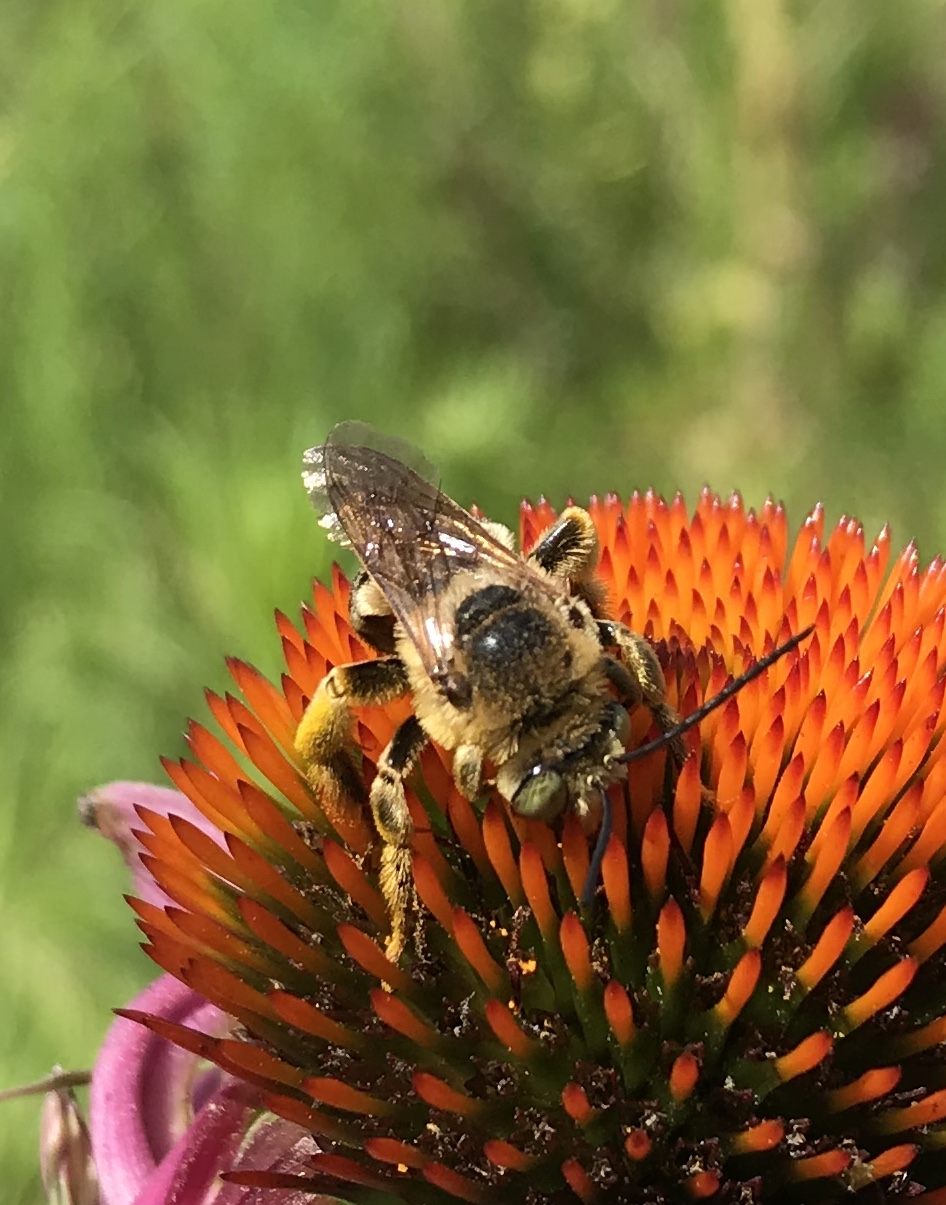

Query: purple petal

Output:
[129, 1081, 256, 1205]
[134, 1084, 319, 1205]
[90, 976, 229, 1205]
[78, 781, 225, 908]
[217, 1113, 325, 1205]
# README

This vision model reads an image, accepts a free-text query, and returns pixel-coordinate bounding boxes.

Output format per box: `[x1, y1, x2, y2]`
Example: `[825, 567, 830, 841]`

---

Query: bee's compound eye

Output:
[512, 767, 567, 821]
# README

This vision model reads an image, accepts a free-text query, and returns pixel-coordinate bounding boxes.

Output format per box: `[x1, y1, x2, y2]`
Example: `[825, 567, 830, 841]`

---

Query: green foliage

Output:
[3, 0, 946, 1196]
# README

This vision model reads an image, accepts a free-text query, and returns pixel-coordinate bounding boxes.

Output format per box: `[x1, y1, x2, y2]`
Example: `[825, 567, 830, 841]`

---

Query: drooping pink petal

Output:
[133, 1080, 320, 1205]
[215, 1132, 327, 1205]
[90, 976, 229, 1205]
[78, 781, 225, 909]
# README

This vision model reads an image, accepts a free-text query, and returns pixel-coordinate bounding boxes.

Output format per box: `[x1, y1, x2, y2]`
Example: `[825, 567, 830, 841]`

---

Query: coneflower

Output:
[80, 491, 946, 1204]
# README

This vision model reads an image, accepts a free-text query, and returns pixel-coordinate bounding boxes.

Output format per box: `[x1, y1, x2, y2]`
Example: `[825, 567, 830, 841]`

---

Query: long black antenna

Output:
[617, 624, 815, 767]
[582, 786, 614, 907]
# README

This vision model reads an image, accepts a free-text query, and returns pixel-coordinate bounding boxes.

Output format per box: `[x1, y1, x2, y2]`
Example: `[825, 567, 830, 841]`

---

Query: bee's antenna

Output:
[617, 624, 815, 767]
[581, 786, 614, 907]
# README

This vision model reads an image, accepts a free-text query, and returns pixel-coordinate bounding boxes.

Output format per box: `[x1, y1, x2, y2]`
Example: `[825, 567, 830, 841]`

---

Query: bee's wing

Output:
[302, 422, 537, 677]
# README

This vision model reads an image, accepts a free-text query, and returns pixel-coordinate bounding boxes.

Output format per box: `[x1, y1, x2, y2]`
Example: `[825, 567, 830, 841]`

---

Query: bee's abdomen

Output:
[454, 584, 524, 639]
[455, 584, 564, 710]
[456, 586, 551, 660]
[469, 608, 555, 672]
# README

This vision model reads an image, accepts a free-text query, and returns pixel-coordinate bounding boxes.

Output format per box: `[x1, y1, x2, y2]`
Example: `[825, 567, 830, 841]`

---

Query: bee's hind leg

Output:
[294, 655, 411, 838]
[295, 564, 409, 826]
[598, 620, 688, 772]
[371, 714, 429, 962]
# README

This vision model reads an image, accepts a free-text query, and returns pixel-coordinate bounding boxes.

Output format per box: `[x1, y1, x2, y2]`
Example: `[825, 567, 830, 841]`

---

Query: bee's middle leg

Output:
[598, 620, 688, 771]
[294, 657, 411, 830]
[371, 714, 429, 961]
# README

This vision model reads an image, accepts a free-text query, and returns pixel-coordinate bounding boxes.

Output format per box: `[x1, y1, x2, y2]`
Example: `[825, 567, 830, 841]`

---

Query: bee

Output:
[294, 422, 811, 960]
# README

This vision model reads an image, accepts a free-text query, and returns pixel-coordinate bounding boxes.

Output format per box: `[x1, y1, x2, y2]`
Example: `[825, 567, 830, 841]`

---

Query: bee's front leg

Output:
[452, 743, 484, 801]
[370, 714, 430, 961]
[598, 620, 688, 771]
[528, 506, 608, 616]
[294, 657, 411, 834]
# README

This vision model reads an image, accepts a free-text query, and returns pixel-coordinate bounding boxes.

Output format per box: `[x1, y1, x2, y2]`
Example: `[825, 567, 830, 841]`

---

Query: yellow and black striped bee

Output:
[294, 422, 809, 959]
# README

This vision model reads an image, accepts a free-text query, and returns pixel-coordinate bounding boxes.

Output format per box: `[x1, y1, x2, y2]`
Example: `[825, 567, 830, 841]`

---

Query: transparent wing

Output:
[302, 422, 543, 678]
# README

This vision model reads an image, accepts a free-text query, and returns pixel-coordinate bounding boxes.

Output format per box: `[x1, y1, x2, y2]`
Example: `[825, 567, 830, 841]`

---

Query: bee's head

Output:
[505, 702, 631, 822]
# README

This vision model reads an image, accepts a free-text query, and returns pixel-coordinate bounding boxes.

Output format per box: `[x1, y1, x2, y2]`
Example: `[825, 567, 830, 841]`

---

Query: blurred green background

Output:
[4, 0, 946, 1197]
